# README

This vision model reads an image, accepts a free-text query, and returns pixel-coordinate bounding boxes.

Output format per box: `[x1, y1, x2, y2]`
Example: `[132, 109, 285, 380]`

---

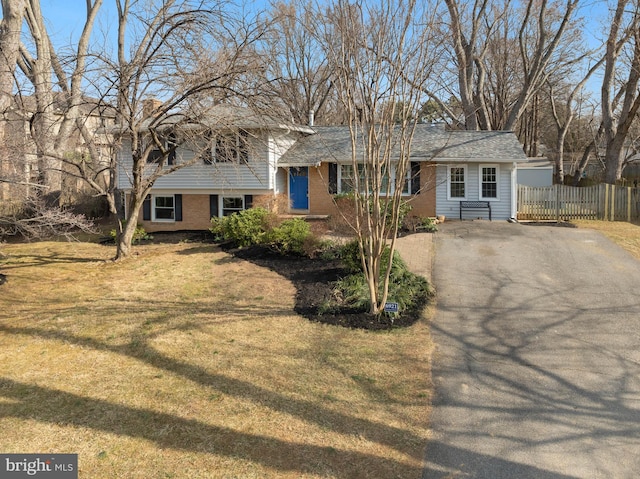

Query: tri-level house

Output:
[116, 105, 528, 231]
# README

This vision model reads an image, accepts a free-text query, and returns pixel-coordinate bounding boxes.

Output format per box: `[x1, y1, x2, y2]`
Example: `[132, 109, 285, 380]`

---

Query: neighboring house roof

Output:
[518, 158, 553, 169]
[279, 124, 528, 167]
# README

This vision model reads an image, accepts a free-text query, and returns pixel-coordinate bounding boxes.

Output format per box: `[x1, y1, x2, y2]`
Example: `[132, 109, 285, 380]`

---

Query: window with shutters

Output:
[221, 197, 244, 216]
[337, 164, 411, 195]
[152, 195, 175, 221]
[146, 133, 177, 165]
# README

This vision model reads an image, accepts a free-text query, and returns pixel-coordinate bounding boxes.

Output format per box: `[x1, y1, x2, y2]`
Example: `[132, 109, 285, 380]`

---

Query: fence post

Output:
[611, 186, 616, 221]
[627, 187, 632, 223]
[555, 184, 560, 222]
[604, 184, 609, 221]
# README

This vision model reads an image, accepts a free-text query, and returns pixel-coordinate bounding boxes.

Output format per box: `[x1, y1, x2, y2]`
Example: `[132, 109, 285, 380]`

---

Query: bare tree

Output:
[258, 0, 337, 125]
[600, 0, 640, 183]
[546, 58, 604, 183]
[102, 0, 266, 260]
[322, 0, 441, 316]
[1, 0, 106, 207]
[1, 0, 101, 241]
[442, 0, 581, 135]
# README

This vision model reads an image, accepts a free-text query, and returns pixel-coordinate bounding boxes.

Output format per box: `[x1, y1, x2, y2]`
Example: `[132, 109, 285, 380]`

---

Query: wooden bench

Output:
[460, 201, 492, 221]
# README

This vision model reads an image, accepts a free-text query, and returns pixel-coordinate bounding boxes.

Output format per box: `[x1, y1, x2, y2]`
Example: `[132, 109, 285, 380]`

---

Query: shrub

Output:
[110, 222, 152, 244]
[394, 200, 413, 228]
[419, 217, 438, 232]
[403, 215, 438, 233]
[269, 218, 311, 255]
[333, 242, 430, 315]
[339, 240, 406, 275]
[338, 240, 362, 273]
[211, 208, 324, 256]
[210, 207, 274, 247]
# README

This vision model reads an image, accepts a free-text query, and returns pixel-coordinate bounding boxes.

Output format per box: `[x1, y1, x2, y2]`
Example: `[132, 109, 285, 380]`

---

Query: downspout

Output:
[511, 161, 518, 220]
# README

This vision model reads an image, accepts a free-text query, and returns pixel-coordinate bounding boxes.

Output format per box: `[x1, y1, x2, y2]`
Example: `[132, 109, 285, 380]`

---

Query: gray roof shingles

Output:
[279, 124, 528, 166]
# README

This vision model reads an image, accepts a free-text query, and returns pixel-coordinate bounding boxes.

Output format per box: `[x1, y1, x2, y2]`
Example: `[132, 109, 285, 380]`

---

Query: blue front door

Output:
[289, 167, 309, 210]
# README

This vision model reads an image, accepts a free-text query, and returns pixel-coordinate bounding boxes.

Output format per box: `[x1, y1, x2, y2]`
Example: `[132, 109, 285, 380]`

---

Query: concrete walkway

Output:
[395, 231, 435, 284]
[418, 220, 640, 478]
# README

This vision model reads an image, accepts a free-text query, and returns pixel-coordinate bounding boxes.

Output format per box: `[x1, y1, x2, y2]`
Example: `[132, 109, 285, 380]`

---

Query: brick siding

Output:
[133, 193, 270, 232]
[307, 163, 436, 218]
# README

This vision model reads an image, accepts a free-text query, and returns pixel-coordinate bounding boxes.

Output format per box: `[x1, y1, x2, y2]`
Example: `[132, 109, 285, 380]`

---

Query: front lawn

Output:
[574, 220, 640, 260]
[0, 240, 432, 478]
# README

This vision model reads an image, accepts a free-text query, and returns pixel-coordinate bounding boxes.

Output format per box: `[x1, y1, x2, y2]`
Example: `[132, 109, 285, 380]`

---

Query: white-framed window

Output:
[221, 196, 244, 216]
[479, 164, 500, 200]
[152, 195, 175, 221]
[338, 164, 410, 195]
[203, 130, 249, 164]
[146, 133, 177, 165]
[447, 165, 467, 200]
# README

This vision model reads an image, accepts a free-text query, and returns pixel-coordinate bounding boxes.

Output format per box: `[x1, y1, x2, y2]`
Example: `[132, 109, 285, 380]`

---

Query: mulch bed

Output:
[227, 244, 425, 330]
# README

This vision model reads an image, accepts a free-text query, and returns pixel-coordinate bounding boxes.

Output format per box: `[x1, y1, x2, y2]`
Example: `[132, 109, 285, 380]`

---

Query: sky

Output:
[15, 0, 617, 102]
[37, 0, 611, 47]
[39, 0, 271, 45]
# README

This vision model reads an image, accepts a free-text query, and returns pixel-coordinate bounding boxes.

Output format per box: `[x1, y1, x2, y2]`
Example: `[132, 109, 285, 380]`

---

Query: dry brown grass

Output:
[573, 220, 640, 260]
[0, 240, 433, 478]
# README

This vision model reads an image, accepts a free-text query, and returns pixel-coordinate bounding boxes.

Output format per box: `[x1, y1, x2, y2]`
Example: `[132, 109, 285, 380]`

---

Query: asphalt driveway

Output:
[423, 221, 640, 479]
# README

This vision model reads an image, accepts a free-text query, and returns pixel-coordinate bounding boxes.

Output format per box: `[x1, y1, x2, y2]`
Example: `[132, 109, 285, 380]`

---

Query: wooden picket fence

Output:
[518, 184, 640, 221]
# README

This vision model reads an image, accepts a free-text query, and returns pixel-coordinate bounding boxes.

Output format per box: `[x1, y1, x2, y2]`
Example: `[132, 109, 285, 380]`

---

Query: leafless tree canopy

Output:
[3, 0, 640, 255]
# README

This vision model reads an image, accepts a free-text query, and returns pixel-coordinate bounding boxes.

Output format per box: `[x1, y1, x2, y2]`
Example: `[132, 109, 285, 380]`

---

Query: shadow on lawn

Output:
[0, 252, 105, 271]
[0, 323, 425, 478]
[0, 377, 422, 478]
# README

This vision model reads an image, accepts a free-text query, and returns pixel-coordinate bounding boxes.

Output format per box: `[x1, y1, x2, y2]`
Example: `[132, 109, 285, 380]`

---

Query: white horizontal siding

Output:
[117, 133, 278, 191]
[436, 163, 514, 220]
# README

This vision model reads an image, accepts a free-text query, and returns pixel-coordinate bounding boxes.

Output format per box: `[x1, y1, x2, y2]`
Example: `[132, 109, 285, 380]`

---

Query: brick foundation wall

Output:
[133, 193, 271, 232]
[137, 194, 211, 232]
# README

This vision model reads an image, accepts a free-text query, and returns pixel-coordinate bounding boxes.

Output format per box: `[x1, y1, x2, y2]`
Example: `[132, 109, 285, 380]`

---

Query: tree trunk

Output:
[604, 143, 625, 184]
[0, 0, 26, 107]
[0, 0, 28, 199]
[555, 136, 565, 184]
[599, 1, 640, 184]
[114, 193, 144, 260]
[572, 141, 594, 186]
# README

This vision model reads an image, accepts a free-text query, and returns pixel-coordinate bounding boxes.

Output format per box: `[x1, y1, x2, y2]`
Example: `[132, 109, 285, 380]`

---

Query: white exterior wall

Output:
[436, 162, 515, 220]
[117, 130, 300, 192]
[275, 168, 287, 195]
[270, 133, 298, 196]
